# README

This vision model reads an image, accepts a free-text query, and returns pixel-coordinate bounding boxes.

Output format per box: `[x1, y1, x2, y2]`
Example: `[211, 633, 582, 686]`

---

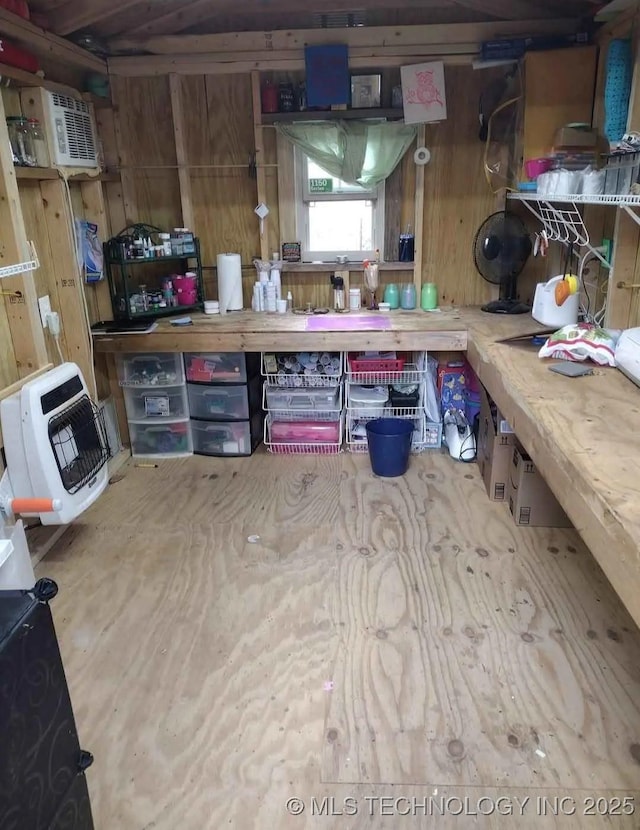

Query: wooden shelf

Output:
[261, 108, 404, 125]
[15, 167, 120, 182]
[282, 261, 414, 273]
[0, 64, 111, 107]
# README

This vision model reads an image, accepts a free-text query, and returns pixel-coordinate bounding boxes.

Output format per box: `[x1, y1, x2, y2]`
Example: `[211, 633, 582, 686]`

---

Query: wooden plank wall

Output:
[106, 65, 542, 309]
[0, 85, 123, 401]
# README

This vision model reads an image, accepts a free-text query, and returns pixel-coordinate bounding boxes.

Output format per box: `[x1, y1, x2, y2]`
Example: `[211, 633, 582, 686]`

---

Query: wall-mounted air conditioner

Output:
[43, 90, 99, 168]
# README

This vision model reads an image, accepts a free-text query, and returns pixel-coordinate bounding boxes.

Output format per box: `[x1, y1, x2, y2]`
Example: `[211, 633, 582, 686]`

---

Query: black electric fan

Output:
[473, 211, 532, 314]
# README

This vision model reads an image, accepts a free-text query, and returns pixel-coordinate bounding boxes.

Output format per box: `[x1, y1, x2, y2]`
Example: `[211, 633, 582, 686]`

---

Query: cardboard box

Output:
[554, 125, 599, 149]
[477, 386, 515, 502]
[507, 443, 571, 528]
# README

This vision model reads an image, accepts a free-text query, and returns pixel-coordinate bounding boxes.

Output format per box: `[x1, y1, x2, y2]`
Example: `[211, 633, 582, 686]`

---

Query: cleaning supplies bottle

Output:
[286, 290, 293, 312]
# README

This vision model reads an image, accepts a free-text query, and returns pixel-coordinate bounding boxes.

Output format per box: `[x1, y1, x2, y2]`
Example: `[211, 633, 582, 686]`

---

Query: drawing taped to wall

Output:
[401, 61, 448, 124]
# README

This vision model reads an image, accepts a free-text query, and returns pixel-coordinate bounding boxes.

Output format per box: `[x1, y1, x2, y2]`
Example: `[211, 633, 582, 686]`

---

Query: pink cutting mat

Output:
[306, 315, 392, 331]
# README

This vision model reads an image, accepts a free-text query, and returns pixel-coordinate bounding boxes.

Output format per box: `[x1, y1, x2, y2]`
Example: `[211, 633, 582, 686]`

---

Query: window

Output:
[295, 149, 384, 262]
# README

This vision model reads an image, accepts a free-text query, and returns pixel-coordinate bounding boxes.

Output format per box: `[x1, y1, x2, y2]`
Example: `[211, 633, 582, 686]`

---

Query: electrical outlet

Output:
[38, 295, 51, 328]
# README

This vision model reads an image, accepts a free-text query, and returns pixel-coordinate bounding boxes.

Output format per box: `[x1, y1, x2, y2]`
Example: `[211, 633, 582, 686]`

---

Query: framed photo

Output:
[351, 74, 381, 109]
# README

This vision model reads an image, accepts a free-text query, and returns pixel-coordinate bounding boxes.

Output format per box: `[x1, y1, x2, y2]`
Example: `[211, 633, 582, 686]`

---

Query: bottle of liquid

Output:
[286, 290, 293, 312]
[331, 274, 345, 311]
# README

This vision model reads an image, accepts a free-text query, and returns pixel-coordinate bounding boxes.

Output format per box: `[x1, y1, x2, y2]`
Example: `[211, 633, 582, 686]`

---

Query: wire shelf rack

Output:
[509, 195, 610, 268]
[0, 241, 39, 280]
[346, 351, 428, 385]
[346, 409, 428, 454]
[509, 193, 640, 206]
[346, 362, 427, 386]
[261, 351, 343, 388]
[264, 413, 344, 455]
[262, 382, 343, 422]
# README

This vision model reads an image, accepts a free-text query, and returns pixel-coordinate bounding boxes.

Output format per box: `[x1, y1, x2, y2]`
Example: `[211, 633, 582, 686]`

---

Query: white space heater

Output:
[43, 91, 99, 168]
[0, 363, 109, 526]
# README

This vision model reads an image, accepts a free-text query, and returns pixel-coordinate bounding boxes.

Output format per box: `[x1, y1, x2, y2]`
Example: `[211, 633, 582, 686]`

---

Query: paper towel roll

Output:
[217, 253, 243, 313]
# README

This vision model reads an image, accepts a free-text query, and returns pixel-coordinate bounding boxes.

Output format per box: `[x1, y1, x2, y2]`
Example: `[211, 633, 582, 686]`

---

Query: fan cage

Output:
[473, 212, 532, 299]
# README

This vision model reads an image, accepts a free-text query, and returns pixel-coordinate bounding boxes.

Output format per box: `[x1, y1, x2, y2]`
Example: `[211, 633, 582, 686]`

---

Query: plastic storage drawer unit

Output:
[192, 411, 262, 456]
[187, 377, 260, 421]
[117, 353, 185, 387]
[130, 420, 193, 457]
[348, 385, 389, 419]
[185, 352, 259, 384]
[124, 385, 189, 421]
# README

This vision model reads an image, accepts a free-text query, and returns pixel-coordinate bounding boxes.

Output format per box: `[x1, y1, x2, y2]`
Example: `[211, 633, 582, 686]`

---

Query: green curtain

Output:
[276, 121, 418, 187]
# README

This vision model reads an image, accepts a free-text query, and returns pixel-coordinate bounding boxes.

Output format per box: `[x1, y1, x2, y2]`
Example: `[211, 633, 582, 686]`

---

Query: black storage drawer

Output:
[0, 582, 94, 830]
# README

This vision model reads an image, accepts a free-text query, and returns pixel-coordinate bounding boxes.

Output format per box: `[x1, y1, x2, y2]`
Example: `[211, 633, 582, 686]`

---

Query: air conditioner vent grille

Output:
[63, 110, 96, 162]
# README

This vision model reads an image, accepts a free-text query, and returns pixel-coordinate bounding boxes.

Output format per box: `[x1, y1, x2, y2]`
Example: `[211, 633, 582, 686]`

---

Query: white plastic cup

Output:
[277, 299, 287, 314]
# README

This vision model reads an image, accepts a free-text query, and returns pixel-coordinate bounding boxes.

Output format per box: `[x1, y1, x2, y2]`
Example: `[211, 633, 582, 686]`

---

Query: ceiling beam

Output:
[449, 0, 558, 19]
[51, 0, 156, 36]
[0, 6, 106, 71]
[111, 17, 581, 54]
[125, 0, 454, 38]
[108, 50, 474, 76]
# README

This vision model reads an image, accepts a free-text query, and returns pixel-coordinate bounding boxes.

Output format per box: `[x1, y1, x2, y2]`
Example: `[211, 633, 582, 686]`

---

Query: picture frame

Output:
[351, 74, 381, 109]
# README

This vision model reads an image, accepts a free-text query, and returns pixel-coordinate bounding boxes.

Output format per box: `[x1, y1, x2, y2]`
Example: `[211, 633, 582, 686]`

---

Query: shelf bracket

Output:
[621, 203, 640, 229]
[516, 198, 610, 269]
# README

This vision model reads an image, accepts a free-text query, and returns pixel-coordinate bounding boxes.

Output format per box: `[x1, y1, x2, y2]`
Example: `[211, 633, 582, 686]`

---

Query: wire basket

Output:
[261, 351, 343, 388]
[346, 351, 427, 385]
[264, 413, 344, 455]
[262, 382, 344, 422]
[603, 150, 640, 196]
[346, 409, 427, 454]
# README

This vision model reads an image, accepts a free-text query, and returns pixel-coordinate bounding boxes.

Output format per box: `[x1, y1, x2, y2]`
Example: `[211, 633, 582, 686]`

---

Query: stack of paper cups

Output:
[217, 252, 243, 313]
[253, 282, 264, 312]
[265, 283, 277, 312]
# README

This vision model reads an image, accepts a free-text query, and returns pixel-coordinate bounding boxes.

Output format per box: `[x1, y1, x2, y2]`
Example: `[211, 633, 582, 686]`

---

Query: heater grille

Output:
[48, 396, 109, 494]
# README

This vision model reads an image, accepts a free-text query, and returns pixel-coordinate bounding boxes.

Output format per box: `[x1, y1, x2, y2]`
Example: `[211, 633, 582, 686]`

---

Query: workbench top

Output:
[96, 306, 640, 628]
[467, 323, 640, 630]
[93, 307, 534, 354]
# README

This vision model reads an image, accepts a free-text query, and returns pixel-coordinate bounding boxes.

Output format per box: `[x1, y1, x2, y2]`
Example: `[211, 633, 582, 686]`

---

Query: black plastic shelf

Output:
[261, 108, 404, 124]
[107, 254, 198, 266]
[115, 303, 202, 320]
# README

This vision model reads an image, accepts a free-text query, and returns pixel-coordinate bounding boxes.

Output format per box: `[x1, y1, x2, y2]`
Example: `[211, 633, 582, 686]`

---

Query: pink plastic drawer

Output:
[270, 420, 340, 443]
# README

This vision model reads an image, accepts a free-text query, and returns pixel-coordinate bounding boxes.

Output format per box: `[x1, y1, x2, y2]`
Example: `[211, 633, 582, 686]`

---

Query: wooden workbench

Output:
[95, 307, 640, 629]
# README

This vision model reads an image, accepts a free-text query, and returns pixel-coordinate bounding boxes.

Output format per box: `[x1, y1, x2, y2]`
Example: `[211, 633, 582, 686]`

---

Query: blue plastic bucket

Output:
[366, 418, 414, 477]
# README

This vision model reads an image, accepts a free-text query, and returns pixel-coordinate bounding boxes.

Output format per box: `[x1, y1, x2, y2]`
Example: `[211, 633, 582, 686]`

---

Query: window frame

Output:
[294, 147, 385, 262]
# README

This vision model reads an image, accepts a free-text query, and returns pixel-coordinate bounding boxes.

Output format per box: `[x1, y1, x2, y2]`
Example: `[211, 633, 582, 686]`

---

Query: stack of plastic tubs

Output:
[262, 352, 344, 454]
[346, 351, 437, 453]
[185, 352, 262, 457]
[118, 352, 193, 458]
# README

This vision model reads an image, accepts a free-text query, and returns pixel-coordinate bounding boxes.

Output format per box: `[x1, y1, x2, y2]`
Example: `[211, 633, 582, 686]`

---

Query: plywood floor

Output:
[37, 451, 640, 829]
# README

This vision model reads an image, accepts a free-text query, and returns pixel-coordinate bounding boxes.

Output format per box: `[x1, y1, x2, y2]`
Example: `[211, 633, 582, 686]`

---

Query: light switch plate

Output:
[38, 295, 51, 328]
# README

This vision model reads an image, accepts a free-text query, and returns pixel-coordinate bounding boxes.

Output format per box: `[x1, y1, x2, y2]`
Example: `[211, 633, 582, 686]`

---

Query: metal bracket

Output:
[516, 198, 611, 269]
[621, 203, 640, 229]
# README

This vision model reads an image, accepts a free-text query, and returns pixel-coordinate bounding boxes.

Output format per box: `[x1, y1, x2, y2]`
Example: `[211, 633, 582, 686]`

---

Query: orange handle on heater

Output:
[10, 498, 60, 514]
